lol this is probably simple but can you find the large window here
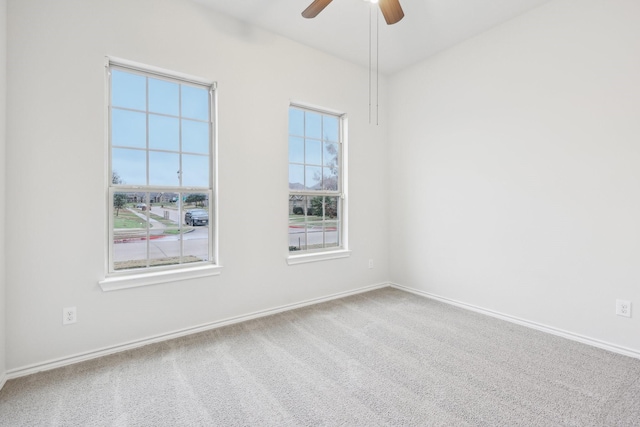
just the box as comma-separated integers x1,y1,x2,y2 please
106,60,217,275
288,105,347,255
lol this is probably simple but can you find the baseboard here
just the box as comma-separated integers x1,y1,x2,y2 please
0,372,6,391
391,283,640,360
7,282,390,380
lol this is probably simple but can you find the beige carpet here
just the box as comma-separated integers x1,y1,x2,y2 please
1,287,639,426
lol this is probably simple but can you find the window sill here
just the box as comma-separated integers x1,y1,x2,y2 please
99,264,222,292
286,249,351,265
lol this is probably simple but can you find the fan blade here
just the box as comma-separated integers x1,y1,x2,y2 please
379,0,404,25
302,0,334,19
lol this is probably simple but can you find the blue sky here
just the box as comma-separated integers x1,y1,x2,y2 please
111,69,211,187
288,107,339,190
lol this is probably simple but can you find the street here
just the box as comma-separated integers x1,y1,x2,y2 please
113,206,209,268
288,226,338,249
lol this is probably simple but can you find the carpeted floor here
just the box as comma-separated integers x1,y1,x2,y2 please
1,287,639,426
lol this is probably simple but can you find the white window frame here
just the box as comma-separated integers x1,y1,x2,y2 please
287,102,350,265
99,57,221,291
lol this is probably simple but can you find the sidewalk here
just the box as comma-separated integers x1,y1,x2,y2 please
127,208,166,235
113,208,166,243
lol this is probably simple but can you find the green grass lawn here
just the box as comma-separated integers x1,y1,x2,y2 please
114,209,146,229
288,214,323,222
115,207,199,236
149,211,179,228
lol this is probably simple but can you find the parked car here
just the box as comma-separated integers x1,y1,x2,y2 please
185,209,209,226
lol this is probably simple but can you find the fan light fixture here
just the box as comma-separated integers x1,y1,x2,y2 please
302,0,404,25
302,0,404,124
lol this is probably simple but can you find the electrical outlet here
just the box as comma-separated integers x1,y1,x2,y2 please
63,307,77,325
368,259,374,269
616,300,631,318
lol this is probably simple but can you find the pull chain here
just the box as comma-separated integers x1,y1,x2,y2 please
369,3,380,126
369,4,372,124
376,7,379,126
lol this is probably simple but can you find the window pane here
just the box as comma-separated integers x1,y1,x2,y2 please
113,238,149,270
113,192,148,271
148,195,180,227
113,192,147,230
323,142,338,167
289,225,306,251
308,196,324,217
289,164,304,190
289,195,305,215
112,148,146,185
112,109,146,148
305,139,322,165
183,193,209,226
306,221,324,250
181,85,209,121
323,116,339,142
182,119,209,154
149,236,181,268
183,192,209,207
305,112,322,139
324,196,340,220
289,137,304,164
324,220,339,247
305,166,322,190
183,227,209,263
182,155,209,187
148,78,179,116
323,168,338,191
289,108,304,137
149,151,179,186
149,114,179,151
111,70,146,111
289,195,307,251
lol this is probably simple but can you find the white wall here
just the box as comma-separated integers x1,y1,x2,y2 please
389,0,640,352
0,0,6,383
5,0,389,370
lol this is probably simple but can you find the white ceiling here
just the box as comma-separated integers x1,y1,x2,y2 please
192,0,552,75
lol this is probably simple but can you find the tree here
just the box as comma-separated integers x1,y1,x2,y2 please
310,196,323,217
185,193,206,207
325,197,337,218
310,196,337,218
112,171,124,185
113,193,127,216
312,143,339,191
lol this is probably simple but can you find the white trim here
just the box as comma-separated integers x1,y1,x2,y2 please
341,117,349,250
287,249,351,265
390,283,640,360
0,373,6,391
104,63,111,277
6,282,389,379
211,86,220,266
289,100,345,117
99,264,222,292
106,56,214,87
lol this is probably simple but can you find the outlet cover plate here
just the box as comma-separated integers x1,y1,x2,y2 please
63,307,77,325
616,300,631,318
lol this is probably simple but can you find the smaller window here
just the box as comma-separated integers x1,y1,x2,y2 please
288,105,347,257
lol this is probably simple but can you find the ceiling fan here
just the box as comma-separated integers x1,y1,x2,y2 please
302,0,405,25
